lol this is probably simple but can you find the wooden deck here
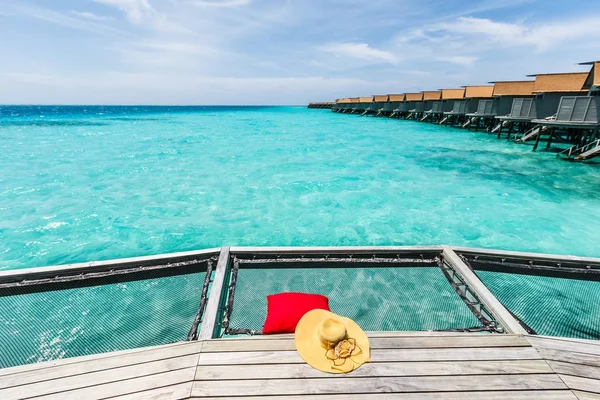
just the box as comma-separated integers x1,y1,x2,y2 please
2,332,599,399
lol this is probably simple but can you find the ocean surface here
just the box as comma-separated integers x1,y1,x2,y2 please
1,105,600,367
2,105,600,270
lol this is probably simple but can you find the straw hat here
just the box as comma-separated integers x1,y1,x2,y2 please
294,309,370,374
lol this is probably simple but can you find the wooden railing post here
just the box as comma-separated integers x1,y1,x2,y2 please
198,246,231,340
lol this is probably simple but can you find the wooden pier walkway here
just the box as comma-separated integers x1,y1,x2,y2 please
2,331,599,399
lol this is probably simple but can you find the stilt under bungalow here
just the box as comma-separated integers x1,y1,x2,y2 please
385,94,405,117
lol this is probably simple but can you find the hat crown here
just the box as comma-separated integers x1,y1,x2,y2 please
318,318,347,349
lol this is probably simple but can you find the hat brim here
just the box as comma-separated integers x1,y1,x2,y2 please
295,309,370,374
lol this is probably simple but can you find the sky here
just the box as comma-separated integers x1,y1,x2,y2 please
0,0,599,105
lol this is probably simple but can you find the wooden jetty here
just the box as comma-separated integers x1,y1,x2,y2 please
1,245,600,398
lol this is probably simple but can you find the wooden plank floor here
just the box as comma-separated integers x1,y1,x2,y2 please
528,336,600,399
2,332,599,399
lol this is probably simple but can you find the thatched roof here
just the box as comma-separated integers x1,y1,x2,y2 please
373,95,389,102
441,89,465,99
422,91,442,100
359,97,373,103
405,92,423,101
530,72,588,93
388,94,405,101
336,98,348,103
464,85,494,99
580,61,600,89
491,81,535,96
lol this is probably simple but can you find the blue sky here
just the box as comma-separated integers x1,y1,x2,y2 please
0,0,599,104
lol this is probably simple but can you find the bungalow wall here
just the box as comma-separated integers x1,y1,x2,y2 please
384,102,400,112
537,92,588,118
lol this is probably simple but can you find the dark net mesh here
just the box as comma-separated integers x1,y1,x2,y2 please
226,266,480,334
0,271,206,369
476,270,600,339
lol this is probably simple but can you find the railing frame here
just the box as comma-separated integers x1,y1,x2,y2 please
5,245,600,340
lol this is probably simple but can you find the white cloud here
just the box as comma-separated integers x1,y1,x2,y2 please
70,10,113,21
435,55,478,66
319,43,397,64
190,0,250,7
94,0,155,24
429,16,600,51
5,3,125,36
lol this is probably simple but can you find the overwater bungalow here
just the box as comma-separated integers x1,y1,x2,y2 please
440,86,491,126
332,98,348,113
332,98,351,113
390,93,414,118
417,90,442,121
365,95,389,116
341,97,359,113
461,80,535,135
383,94,405,116
456,85,495,129
307,102,334,109
532,64,600,158
514,71,589,145
352,97,373,114
424,88,465,123
401,92,424,119
486,80,537,137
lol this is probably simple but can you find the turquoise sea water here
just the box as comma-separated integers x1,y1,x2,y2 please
2,105,600,270
2,105,600,366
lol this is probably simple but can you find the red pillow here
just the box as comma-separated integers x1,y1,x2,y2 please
262,292,330,334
